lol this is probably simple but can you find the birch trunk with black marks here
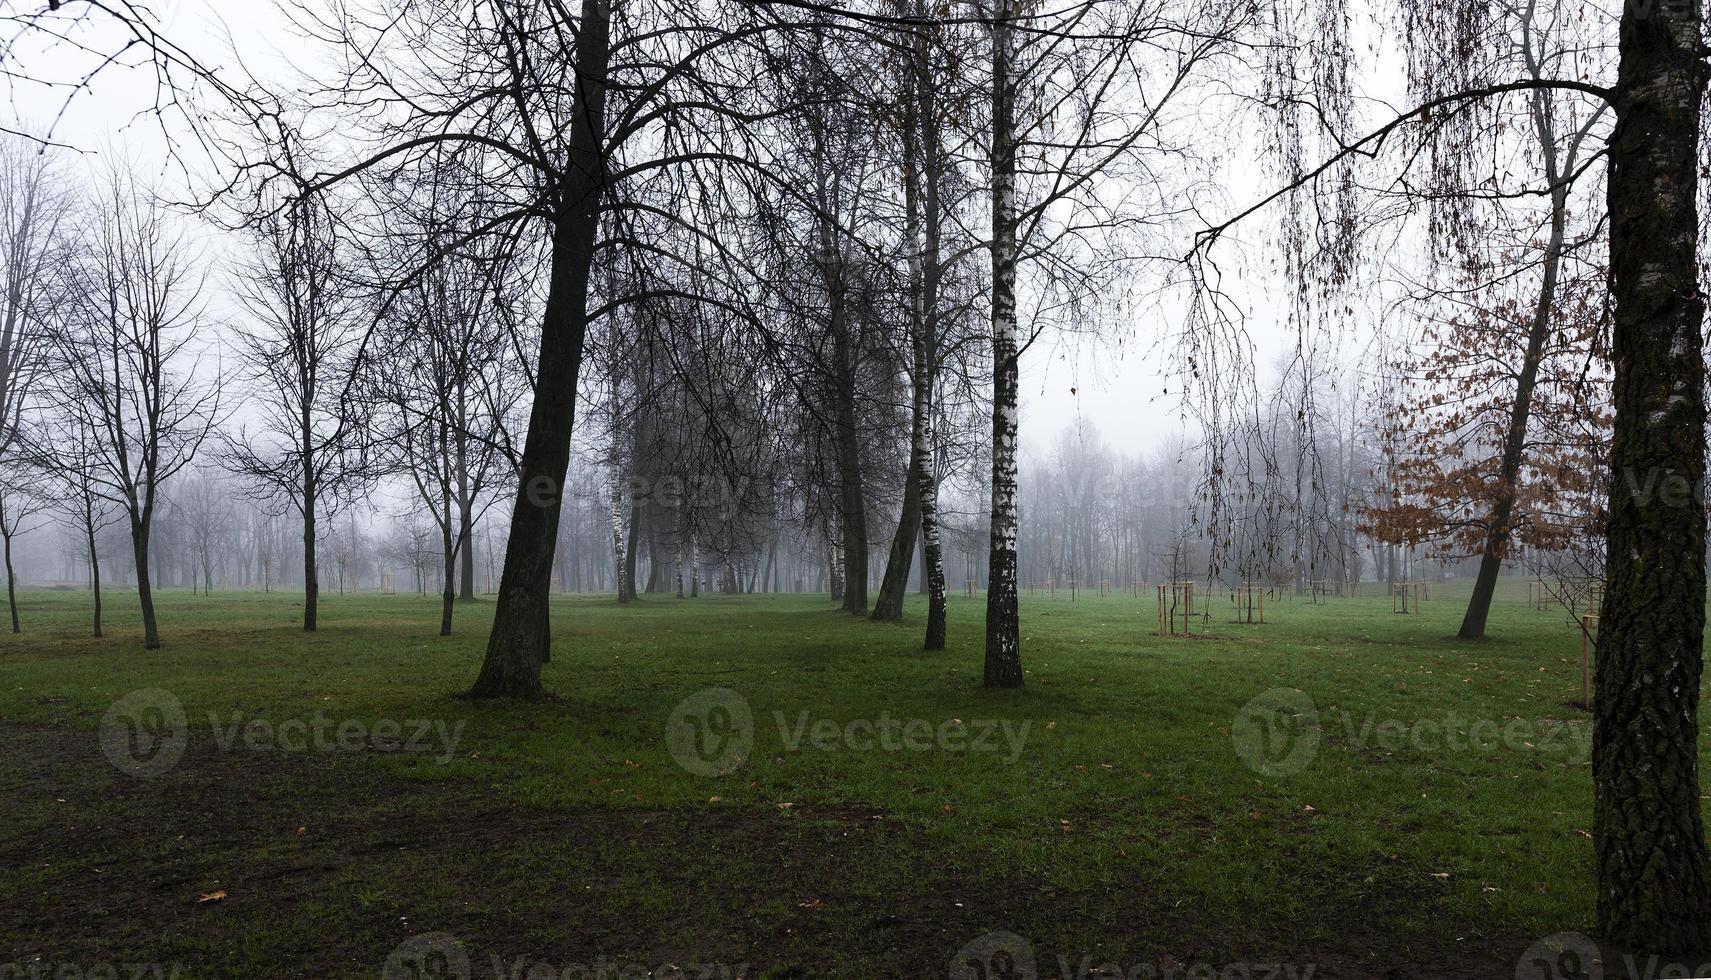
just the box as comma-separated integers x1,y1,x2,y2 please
1594,0,1711,952
609,461,630,603
623,498,640,600
982,0,1022,688
676,539,686,598
467,0,609,699
913,11,949,649
827,535,845,602
921,453,948,650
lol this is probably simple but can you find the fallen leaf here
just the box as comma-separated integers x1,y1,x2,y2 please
197,890,227,905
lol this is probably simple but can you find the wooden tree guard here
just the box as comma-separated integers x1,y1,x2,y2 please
1309,579,1331,603
1580,613,1599,708
1231,582,1265,624
1529,580,1550,610
1155,582,1197,636
1391,580,1417,614
965,578,977,597
380,571,395,595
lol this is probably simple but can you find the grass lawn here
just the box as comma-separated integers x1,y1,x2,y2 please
0,579,1655,978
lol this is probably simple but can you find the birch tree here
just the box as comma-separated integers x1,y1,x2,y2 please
976,0,1254,686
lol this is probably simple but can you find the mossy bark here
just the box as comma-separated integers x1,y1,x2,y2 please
1594,0,1711,953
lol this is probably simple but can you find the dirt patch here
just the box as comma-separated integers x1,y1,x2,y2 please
0,722,1556,978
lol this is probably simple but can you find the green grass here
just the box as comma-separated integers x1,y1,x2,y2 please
0,578,1646,974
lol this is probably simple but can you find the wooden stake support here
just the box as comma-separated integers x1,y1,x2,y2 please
1580,612,1599,708
1155,582,1198,636
1230,582,1266,624
1392,580,1423,614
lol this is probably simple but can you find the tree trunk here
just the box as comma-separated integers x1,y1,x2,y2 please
1594,0,1711,953
3,527,17,635
921,452,948,650
645,525,660,593
982,2,1022,688
827,536,845,602
439,505,455,637
303,488,319,632
872,50,935,624
468,0,608,699
832,330,869,615
87,516,103,638
623,495,641,600
689,539,700,597
876,376,930,615
456,421,476,602
1459,59,1576,640
609,462,630,603
130,519,160,649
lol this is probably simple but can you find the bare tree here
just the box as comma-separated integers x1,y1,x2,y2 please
370,206,522,635
226,196,367,631
173,465,234,595
47,168,220,649
38,407,120,635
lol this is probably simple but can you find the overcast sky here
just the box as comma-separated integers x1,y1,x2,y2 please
19,0,1408,466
